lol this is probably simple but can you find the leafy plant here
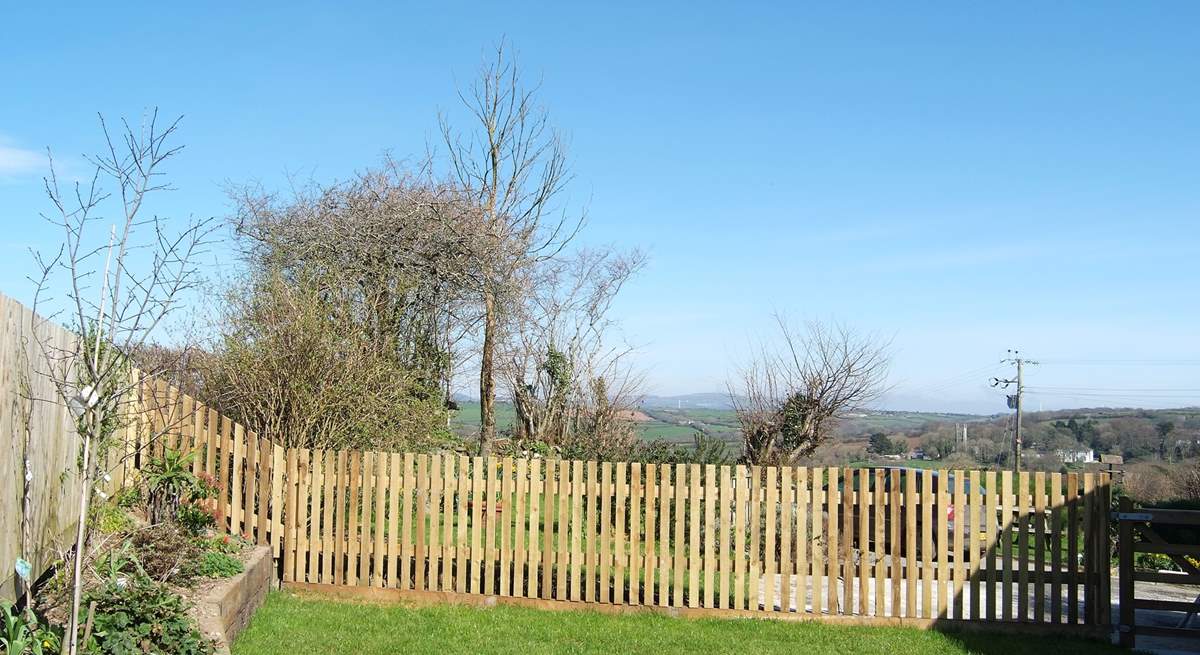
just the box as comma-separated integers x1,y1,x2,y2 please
83,578,214,655
195,552,243,579
1,602,61,655
92,540,145,582
113,485,143,510
198,534,247,555
143,450,214,524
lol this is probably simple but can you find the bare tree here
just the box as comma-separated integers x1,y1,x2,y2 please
29,110,213,655
730,317,891,465
504,248,646,449
440,41,582,455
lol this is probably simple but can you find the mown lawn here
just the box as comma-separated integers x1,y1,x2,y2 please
232,592,1126,655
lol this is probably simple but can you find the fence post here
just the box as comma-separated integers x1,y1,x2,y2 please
1117,496,1134,648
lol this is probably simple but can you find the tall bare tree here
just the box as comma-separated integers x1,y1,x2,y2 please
730,317,891,465
30,110,213,655
504,248,646,448
440,42,581,455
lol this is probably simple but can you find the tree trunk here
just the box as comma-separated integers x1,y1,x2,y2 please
479,289,497,455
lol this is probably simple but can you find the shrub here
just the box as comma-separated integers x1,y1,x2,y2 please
1134,552,1180,572
83,578,214,655
90,502,134,535
176,501,216,536
196,552,243,579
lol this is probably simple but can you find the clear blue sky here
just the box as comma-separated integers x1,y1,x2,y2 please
3,2,1199,413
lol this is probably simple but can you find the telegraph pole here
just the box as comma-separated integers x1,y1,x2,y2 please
992,350,1038,471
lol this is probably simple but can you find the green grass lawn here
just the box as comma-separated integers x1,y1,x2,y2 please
233,592,1125,655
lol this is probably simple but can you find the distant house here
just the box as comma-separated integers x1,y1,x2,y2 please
908,448,927,460
1056,448,1096,464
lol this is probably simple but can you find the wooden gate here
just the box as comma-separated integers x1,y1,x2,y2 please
1116,497,1200,648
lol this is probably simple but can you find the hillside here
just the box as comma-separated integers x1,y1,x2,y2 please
449,398,995,450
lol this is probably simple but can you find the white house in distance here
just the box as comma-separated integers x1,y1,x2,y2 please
1056,447,1096,464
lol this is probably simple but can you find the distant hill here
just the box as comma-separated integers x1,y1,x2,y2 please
641,393,736,410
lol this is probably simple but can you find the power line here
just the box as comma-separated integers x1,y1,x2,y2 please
1027,385,1200,392
1039,359,1200,366
906,362,1005,396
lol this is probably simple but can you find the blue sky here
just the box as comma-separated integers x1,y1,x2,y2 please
3,2,1199,413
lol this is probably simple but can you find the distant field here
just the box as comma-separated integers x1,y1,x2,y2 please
450,401,734,445
449,402,989,447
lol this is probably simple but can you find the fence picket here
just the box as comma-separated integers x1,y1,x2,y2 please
375,452,389,589
231,424,245,537
704,464,717,609
1034,471,1046,622
388,453,401,589
629,463,641,605
968,470,981,620
672,463,686,608
936,469,949,618
750,465,761,610
1017,471,1030,621
796,467,809,614
1081,473,1095,625
556,459,570,601
587,460,600,602
889,469,901,618
297,448,312,584
842,468,855,615
764,467,777,612
284,448,299,583
657,464,670,607
256,435,271,547
643,463,657,606
812,467,825,614
921,468,934,618
572,459,585,601
1066,472,1079,624
858,469,869,616
903,468,916,618
778,467,791,613
1049,472,1063,624
874,468,885,617
1001,470,1013,621
514,458,528,598
599,461,611,603
985,470,998,621
687,463,700,608
720,463,729,607
826,468,840,614
500,457,513,596
359,452,376,587
307,448,323,583
527,459,542,599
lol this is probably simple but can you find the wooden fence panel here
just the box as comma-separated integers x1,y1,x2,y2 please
2,299,1118,630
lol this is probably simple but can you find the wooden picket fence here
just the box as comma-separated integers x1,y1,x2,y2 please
131,375,1112,631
